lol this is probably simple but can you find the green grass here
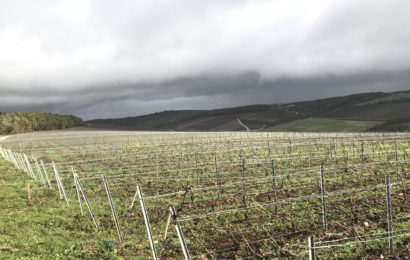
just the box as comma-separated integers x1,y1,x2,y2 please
1,131,409,259
358,92,410,105
0,158,132,260
263,117,384,132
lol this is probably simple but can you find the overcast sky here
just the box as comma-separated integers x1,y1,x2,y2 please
1,0,410,119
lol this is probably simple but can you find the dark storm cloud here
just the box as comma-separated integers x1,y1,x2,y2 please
0,0,410,119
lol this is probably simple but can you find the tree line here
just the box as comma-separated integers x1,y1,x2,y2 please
0,111,84,135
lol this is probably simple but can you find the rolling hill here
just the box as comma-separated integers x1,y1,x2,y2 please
87,90,410,132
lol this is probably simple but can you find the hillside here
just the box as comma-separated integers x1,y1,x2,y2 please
87,90,410,132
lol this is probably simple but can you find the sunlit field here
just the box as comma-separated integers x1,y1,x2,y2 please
1,130,409,259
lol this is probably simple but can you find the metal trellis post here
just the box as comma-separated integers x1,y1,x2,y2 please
76,176,99,230
320,165,327,230
385,175,393,254
169,206,191,260
137,186,157,260
308,236,315,260
102,175,124,243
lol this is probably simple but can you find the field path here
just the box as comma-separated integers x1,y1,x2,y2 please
236,118,251,131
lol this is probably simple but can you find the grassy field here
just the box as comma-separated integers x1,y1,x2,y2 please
0,130,409,259
358,92,410,105
0,157,133,259
263,117,384,132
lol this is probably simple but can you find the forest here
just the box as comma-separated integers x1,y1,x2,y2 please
0,111,83,135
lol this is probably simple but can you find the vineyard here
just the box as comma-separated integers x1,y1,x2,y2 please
0,130,409,259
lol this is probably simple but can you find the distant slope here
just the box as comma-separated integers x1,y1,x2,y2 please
89,104,294,131
87,90,410,132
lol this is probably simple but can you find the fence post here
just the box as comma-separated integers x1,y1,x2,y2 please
169,206,191,260
146,148,150,172
194,152,199,186
26,184,31,202
130,188,138,210
7,151,15,167
214,155,220,199
308,236,315,260
72,167,84,216
180,150,183,178
24,155,36,179
395,140,399,180
35,159,46,185
320,165,327,230
3,149,9,161
228,140,231,162
102,175,124,243
4,149,10,161
76,176,99,230
52,162,63,198
271,159,277,214
1,147,5,158
13,153,21,171
15,153,24,173
329,143,332,159
15,153,21,169
11,152,19,169
9,150,14,164
40,160,52,189
361,142,364,168
137,186,157,260
163,213,172,242
19,154,29,175
156,148,159,177
11,152,21,169
169,150,173,173
11,152,20,169
242,159,247,207
251,140,255,156
52,162,70,207
288,139,292,168
385,175,393,254
239,140,243,159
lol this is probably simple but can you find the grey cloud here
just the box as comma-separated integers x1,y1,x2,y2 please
1,70,408,120
0,0,410,119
